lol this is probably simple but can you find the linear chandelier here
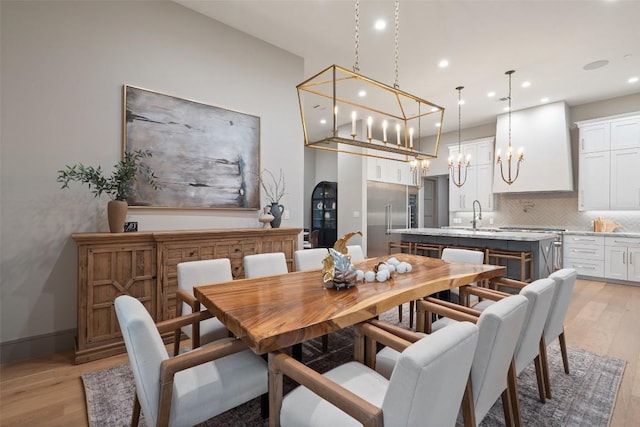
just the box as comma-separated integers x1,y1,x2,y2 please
496,70,524,185
449,85,470,188
297,0,445,163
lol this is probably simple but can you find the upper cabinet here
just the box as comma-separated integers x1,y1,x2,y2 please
577,112,640,211
448,137,495,212
367,153,413,186
493,101,573,193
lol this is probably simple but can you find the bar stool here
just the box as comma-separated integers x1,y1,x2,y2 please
485,249,534,283
388,241,413,255
413,243,443,258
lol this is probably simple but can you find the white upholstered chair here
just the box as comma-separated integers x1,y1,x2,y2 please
441,247,486,305
541,268,578,398
463,277,557,403
346,245,366,262
243,252,289,278
115,295,268,427
173,258,232,355
270,321,479,427
294,248,329,271
377,294,529,427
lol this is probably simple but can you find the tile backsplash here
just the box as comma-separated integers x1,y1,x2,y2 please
451,192,640,232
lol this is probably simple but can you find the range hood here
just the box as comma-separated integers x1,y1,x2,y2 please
493,101,573,193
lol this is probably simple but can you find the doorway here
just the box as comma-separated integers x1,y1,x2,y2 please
423,175,449,228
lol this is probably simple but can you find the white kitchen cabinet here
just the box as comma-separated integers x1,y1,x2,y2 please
610,116,640,150
579,122,610,153
448,137,494,212
579,151,610,210
610,148,640,210
604,237,640,282
577,112,640,211
367,157,412,186
563,234,605,278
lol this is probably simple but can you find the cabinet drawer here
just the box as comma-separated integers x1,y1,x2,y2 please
604,236,640,248
563,234,605,246
563,257,604,277
563,244,604,261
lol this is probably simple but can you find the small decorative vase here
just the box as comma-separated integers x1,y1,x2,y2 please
258,206,275,229
107,200,128,233
269,202,284,228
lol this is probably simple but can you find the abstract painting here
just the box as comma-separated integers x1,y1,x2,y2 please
123,85,260,209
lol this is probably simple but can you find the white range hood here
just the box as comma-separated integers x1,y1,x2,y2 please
493,101,573,193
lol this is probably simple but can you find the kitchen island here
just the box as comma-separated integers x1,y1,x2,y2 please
391,228,559,280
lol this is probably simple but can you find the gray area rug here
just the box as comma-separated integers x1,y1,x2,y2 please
83,308,625,427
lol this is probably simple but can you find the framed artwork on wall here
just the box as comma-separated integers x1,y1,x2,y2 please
123,85,260,209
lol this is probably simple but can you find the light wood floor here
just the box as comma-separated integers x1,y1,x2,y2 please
1,279,639,426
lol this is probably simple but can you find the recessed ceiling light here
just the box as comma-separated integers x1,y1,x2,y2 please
487,91,496,98
504,107,510,112
435,123,441,127
458,100,465,105
320,119,327,124
374,19,386,31
629,76,639,84
540,97,549,103
521,81,531,88
358,90,366,97
438,59,449,68
583,60,609,70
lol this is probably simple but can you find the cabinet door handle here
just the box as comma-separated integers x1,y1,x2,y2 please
572,249,596,254
574,237,595,242
623,252,627,265
581,138,584,151
630,253,633,265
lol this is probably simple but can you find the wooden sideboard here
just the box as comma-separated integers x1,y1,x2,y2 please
72,228,301,364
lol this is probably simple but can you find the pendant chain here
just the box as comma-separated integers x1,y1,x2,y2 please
394,0,400,88
354,0,360,72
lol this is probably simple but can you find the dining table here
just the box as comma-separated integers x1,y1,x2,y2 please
193,253,506,355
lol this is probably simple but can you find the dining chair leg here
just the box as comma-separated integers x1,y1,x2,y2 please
501,388,514,427
559,330,570,374
461,378,476,427
409,300,415,328
534,354,546,403
507,360,522,427
268,353,284,427
539,336,552,399
131,393,141,427
398,304,403,323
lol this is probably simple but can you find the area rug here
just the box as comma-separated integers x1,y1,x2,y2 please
83,308,625,427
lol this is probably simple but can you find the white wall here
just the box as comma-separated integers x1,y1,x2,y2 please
0,1,304,358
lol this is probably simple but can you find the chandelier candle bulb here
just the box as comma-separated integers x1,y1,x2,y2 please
396,123,401,146
351,111,357,137
333,105,338,132
382,120,388,143
367,116,373,141
409,127,414,148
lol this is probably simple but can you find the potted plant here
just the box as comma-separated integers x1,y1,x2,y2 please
260,168,286,228
57,149,160,232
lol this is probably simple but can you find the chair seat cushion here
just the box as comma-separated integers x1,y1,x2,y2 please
472,299,494,311
170,339,268,426
182,316,229,344
281,361,388,427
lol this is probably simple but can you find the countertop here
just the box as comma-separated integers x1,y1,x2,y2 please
563,230,640,238
391,228,559,242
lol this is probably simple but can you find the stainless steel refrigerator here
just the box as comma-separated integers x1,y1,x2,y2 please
367,181,418,257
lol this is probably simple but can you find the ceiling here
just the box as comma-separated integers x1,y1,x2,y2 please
174,0,640,135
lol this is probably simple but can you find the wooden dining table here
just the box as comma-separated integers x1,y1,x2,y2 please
194,253,506,355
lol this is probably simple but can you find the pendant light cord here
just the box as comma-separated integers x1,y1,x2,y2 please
394,0,400,89
354,0,360,72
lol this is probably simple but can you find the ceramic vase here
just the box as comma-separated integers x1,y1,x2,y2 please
107,200,128,233
269,202,284,228
258,206,275,229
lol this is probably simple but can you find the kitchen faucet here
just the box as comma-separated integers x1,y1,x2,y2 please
472,199,482,230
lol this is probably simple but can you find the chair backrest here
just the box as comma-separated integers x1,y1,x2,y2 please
513,278,556,374
471,294,529,422
441,247,485,264
294,248,329,271
544,268,578,343
347,245,366,262
177,258,233,300
115,295,166,426
243,252,288,278
382,321,479,426
308,229,320,248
